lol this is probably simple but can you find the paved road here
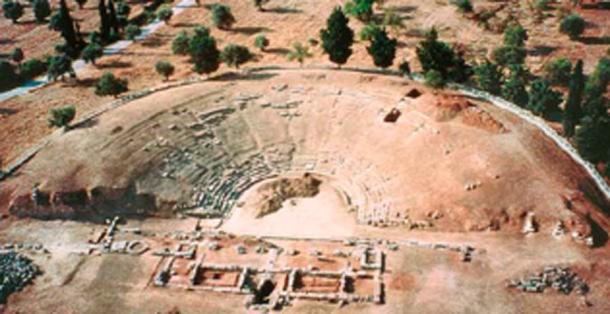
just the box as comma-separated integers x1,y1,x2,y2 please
0,0,196,103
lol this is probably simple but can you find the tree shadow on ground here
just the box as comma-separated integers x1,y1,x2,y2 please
75,77,98,88
230,27,272,35
210,71,278,82
140,34,172,48
0,108,18,116
529,45,557,57
264,7,302,14
578,36,610,45
173,22,200,28
391,5,417,14
71,118,99,130
266,47,290,55
98,60,133,69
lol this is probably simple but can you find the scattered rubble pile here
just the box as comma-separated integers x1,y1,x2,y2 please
507,266,589,295
254,173,322,218
0,252,41,303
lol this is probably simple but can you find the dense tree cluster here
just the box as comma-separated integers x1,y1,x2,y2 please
416,28,471,84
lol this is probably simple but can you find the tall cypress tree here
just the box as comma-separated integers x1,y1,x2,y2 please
108,0,119,34
320,7,354,68
99,0,110,41
53,0,81,58
563,60,585,137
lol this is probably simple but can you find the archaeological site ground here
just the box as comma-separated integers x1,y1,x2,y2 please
1,0,610,313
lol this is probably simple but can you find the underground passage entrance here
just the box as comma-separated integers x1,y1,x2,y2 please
254,279,276,304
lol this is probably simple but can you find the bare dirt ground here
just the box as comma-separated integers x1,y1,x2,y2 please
1,215,609,313
1,1,610,313
2,0,609,166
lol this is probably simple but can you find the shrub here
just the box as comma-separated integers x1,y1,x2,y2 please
172,31,190,55
344,0,374,22
492,45,526,66
474,60,503,95
125,24,142,41
535,0,549,11
503,23,528,47
0,61,19,91
398,60,411,76
359,23,382,41
48,105,76,128
454,0,473,13
221,44,252,69
95,72,128,97
211,4,236,30
2,1,24,23
20,58,47,79
254,34,269,51
155,60,175,81
560,14,585,40
253,0,269,11
527,79,563,117
425,70,445,89
33,0,52,23
157,6,173,24
46,54,74,81
75,0,87,9
286,42,312,67
11,48,24,65
82,43,104,65
543,58,572,86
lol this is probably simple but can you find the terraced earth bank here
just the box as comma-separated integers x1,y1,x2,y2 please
1,69,608,242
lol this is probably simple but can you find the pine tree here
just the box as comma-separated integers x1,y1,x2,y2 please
320,7,354,68
563,60,585,137
502,64,529,107
99,0,111,41
367,28,396,69
474,59,503,95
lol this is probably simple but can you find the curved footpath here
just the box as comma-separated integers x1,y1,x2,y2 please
0,0,196,103
1,65,609,205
